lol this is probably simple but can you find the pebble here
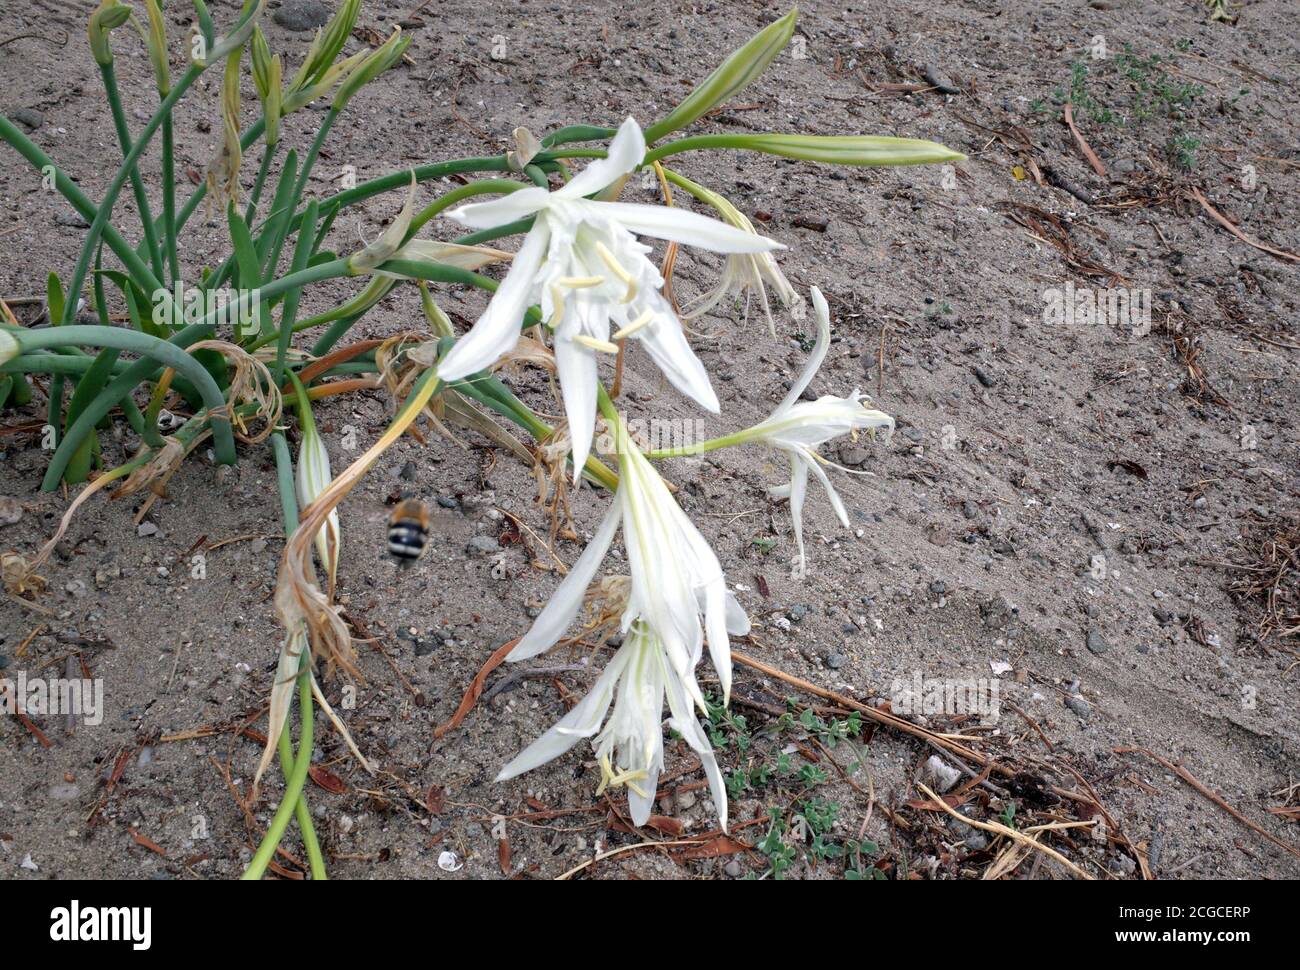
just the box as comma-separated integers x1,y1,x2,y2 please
94,562,121,589
0,495,22,527
1066,694,1092,719
436,495,460,510
466,536,501,556
923,64,960,94
1085,628,1109,655
923,755,962,793
723,859,743,877
55,211,90,229
826,652,847,670
10,107,43,130
137,522,159,537
273,0,330,31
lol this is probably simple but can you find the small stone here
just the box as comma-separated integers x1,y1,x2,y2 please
55,211,90,229
10,107,43,131
94,561,121,589
1066,694,1092,719
929,580,947,595
436,495,460,510
788,604,812,622
723,859,743,877
273,0,330,32
249,538,268,554
973,366,995,388
0,495,22,527
466,535,501,556
675,789,697,812
64,580,87,598
922,755,962,793
826,652,847,670
1085,628,1109,655
923,64,960,94
137,521,159,537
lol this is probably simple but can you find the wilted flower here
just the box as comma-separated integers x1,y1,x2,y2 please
734,287,893,572
88,0,132,66
678,177,804,337
437,116,783,476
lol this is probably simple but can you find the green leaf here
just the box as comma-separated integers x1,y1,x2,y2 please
47,272,66,327
644,8,797,143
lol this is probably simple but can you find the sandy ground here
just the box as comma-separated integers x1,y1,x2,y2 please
1,0,1298,880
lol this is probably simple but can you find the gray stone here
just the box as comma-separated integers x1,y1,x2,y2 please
0,495,22,527
55,211,90,229
273,0,330,32
10,107,43,130
1066,694,1092,718
1085,628,1109,655
466,535,501,556
826,652,847,670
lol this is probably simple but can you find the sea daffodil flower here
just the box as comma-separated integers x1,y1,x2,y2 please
437,116,783,476
497,619,730,829
497,412,748,825
294,399,339,599
739,287,893,572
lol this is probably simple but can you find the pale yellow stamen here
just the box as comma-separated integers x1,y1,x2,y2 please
594,241,637,304
613,309,655,341
595,754,651,798
547,276,608,329
558,275,604,288
571,334,620,354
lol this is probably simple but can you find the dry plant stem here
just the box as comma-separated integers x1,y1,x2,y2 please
916,782,1093,880
731,648,1002,774
276,368,442,677
1117,746,1300,861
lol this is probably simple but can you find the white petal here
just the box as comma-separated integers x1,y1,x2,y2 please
554,116,646,200
663,665,728,832
776,285,832,413
596,201,783,254
702,580,733,706
508,500,622,661
553,334,600,481
634,310,720,412
806,451,851,527
444,187,550,230
787,455,809,573
628,766,659,826
496,647,631,780
437,224,549,381
724,591,751,637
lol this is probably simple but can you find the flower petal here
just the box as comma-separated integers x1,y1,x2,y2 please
437,223,549,381
702,579,733,706
724,590,751,637
805,450,851,527
444,186,551,230
554,116,646,200
508,499,622,661
596,201,784,253
776,285,832,413
495,646,631,780
553,333,600,481
787,454,809,573
633,308,720,413
663,662,728,832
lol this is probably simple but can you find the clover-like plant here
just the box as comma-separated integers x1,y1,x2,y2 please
0,2,960,879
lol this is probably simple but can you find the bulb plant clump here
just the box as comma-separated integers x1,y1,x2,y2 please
0,2,961,878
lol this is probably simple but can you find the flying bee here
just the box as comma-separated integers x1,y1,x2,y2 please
387,498,430,567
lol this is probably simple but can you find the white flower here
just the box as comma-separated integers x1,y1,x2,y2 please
437,116,782,476
679,181,804,337
741,287,894,573
496,415,749,827
497,620,729,829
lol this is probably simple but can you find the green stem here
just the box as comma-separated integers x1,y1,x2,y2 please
13,325,235,465
62,64,204,325
100,62,165,282
37,258,350,490
241,663,314,881
0,116,166,298
160,114,179,288
244,140,278,227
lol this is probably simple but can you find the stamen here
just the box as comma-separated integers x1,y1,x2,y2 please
557,275,604,288
547,283,567,329
613,309,655,340
594,241,637,304
571,334,620,354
